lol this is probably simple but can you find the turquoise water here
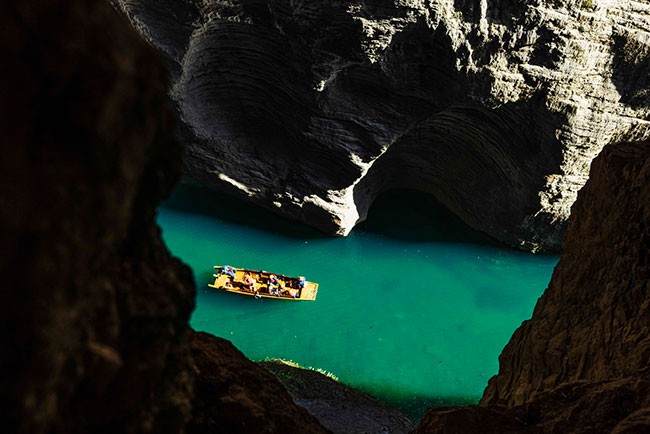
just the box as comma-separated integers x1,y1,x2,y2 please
158,185,558,420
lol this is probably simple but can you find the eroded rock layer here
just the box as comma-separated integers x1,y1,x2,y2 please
416,140,650,433
114,0,650,250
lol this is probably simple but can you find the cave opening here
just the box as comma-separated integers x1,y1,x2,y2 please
357,188,498,246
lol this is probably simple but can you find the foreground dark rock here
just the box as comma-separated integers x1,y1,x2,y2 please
114,0,650,251
260,360,413,434
416,141,650,433
482,142,650,408
190,333,328,434
0,2,327,433
0,2,195,432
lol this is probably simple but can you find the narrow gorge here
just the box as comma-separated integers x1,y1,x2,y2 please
1,1,649,434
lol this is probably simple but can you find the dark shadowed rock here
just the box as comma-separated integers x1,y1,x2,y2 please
0,2,328,433
482,142,650,407
0,2,194,433
189,333,330,434
414,405,532,434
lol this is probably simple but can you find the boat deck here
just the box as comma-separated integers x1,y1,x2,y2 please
208,266,318,301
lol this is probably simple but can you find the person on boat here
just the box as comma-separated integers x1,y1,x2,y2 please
244,273,256,292
298,276,306,290
222,265,236,280
278,282,287,296
288,287,298,298
267,274,280,295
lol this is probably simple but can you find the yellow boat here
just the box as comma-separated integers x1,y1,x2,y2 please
208,266,318,301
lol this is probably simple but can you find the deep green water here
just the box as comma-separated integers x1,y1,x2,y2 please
157,185,558,420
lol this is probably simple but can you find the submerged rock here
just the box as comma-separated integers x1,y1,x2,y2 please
113,0,650,251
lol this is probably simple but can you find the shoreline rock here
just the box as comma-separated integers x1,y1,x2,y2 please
190,333,329,433
259,360,414,434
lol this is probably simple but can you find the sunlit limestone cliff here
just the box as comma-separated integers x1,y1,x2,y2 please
113,0,650,251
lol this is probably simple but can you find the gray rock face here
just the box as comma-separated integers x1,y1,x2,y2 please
114,0,650,250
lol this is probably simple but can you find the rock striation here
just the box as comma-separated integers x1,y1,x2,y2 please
113,0,650,250
416,139,650,433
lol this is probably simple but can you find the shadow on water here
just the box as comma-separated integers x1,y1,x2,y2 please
358,189,500,247
362,385,479,423
163,184,504,248
160,183,327,240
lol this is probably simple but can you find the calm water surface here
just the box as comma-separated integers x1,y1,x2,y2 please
157,185,558,420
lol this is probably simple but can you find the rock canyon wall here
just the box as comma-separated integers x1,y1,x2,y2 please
416,140,650,433
113,0,650,250
482,141,650,410
3,1,649,433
